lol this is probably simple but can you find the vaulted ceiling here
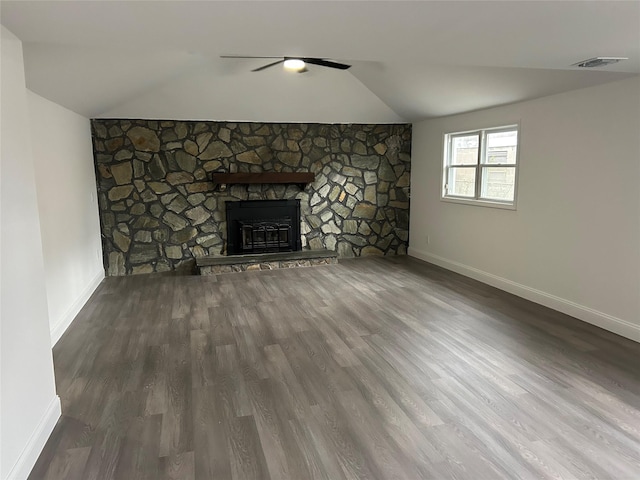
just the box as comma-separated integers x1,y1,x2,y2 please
2,1,638,122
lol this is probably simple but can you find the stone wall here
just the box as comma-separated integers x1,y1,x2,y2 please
91,120,411,275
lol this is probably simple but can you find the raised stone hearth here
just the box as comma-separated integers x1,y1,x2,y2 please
196,249,338,275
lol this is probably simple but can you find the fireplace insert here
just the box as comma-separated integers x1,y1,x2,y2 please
226,200,301,255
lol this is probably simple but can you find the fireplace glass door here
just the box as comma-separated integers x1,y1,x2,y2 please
226,200,301,255
240,221,291,252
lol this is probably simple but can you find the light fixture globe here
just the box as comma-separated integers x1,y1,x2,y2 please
283,58,306,72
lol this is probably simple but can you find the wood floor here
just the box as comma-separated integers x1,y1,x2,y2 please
30,256,640,479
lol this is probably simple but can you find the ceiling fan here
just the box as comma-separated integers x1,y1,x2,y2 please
221,55,351,73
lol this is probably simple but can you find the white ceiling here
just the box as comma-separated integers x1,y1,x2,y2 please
2,1,638,122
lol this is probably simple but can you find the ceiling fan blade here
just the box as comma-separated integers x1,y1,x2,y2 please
220,55,283,59
252,59,285,72
301,58,351,70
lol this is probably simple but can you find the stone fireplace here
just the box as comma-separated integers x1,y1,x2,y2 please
226,199,301,255
91,120,412,276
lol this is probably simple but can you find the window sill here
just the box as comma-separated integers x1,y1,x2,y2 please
441,196,517,210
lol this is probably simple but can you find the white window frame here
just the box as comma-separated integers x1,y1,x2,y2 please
442,124,520,210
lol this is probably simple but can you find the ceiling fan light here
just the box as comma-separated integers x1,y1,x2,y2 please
283,59,305,71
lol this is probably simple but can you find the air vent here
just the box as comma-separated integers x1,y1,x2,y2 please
573,57,628,68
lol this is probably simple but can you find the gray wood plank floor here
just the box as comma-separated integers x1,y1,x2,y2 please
29,256,640,479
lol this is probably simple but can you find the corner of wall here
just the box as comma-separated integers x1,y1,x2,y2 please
50,269,104,345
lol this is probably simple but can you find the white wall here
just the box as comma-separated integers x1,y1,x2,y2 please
409,76,640,342
28,92,104,344
0,26,61,480
98,62,405,123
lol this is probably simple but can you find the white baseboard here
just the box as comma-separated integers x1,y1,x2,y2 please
50,269,104,346
5,395,61,480
408,247,640,343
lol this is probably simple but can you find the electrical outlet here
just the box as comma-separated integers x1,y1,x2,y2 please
426,235,430,244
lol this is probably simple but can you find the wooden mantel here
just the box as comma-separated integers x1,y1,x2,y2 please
211,172,315,187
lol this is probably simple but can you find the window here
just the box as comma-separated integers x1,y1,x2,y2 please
443,125,519,208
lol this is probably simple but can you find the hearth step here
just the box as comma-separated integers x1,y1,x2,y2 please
196,249,338,275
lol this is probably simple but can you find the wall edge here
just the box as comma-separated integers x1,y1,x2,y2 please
5,395,61,480
50,269,104,346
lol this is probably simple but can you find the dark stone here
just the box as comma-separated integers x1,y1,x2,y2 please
196,132,213,151
130,244,158,264
331,203,352,219
140,190,158,203
342,167,362,177
130,203,146,215
113,230,130,252
395,188,408,202
148,182,171,194
378,158,396,182
396,172,410,188
165,245,183,259
186,182,212,193
108,186,133,201
166,172,194,185
148,156,167,180
184,140,199,156
98,164,112,179
361,246,384,256
133,160,145,178
200,141,232,159
96,154,113,164
170,227,198,244
126,126,160,152
277,151,302,167
329,172,347,186
175,122,188,139
353,141,367,155
133,216,160,229
236,151,262,164
153,229,169,243
376,235,394,251
185,206,210,225
218,128,231,143
203,160,223,172
175,151,197,172
167,195,189,214
397,210,409,229
111,162,132,185
358,222,372,235
134,231,152,243
196,233,220,248
162,130,177,142
93,123,108,139
188,193,206,206
343,234,368,247
352,203,377,219
337,241,355,258
114,150,133,161
163,211,188,231
351,155,380,170
104,138,124,152
102,212,115,230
